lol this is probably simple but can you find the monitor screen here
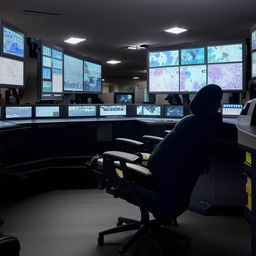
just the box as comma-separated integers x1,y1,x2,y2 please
149,50,179,67
207,44,243,63
115,94,133,104
208,63,243,91
165,105,184,117
64,54,83,92
42,56,52,67
35,106,60,117
136,105,161,116
5,106,32,119
42,46,51,57
180,65,207,92
52,49,62,60
42,67,51,79
0,56,24,86
181,48,205,65
222,104,243,116
68,105,97,117
84,61,102,92
252,30,256,51
3,26,25,58
149,66,179,92
252,52,256,79
100,105,127,116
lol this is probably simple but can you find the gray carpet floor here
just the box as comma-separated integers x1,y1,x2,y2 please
0,189,251,256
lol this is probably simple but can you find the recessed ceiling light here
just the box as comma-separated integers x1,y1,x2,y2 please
107,60,121,64
128,46,137,50
133,76,140,80
64,37,86,44
102,78,105,82
165,27,187,34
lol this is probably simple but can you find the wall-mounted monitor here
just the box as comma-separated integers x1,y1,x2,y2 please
35,106,60,118
99,105,127,116
68,105,97,117
64,54,83,92
252,52,256,79
136,105,161,116
251,29,256,51
114,93,134,104
5,106,32,119
181,48,205,65
149,50,179,67
222,104,243,117
84,61,102,93
164,105,184,117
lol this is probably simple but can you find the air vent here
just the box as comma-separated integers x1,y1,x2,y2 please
23,10,61,17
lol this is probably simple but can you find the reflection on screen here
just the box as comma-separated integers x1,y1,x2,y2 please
252,30,256,51
100,105,126,116
149,50,179,67
208,63,243,91
252,52,256,78
136,105,161,116
165,105,184,117
64,55,83,91
222,104,243,116
181,48,205,65
207,44,243,63
35,106,60,117
116,94,133,103
0,56,24,86
68,105,96,117
3,27,24,58
6,106,32,119
84,61,102,92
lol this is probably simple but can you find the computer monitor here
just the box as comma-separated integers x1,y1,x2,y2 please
99,105,127,116
222,104,243,117
64,54,83,92
68,105,97,117
164,105,184,117
181,47,205,65
136,105,161,116
251,28,256,51
114,93,134,104
84,60,102,93
5,106,32,119
252,52,256,79
35,106,60,118
149,50,179,67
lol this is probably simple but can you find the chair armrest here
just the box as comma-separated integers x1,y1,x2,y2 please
142,135,163,143
115,138,144,149
103,151,141,164
126,163,152,177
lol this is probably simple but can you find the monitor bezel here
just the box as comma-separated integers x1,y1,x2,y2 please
250,24,256,52
65,104,98,118
135,104,162,117
99,104,127,117
114,92,135,104
33,104,63,119
4,105,33,120
221,103,244,117
163,104,184,118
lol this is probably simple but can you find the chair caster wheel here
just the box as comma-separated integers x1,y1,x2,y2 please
98,236,104,246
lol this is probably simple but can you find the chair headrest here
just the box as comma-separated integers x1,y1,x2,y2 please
190,84,223,115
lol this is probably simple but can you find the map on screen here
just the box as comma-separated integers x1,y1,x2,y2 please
100,105,126,116
64,55,83,91
0,56,23,86
42,46,51,57
208,63,243,90
68,105,96,117
84,61,102,92
136,105,161,116
52,49,62,60
43,56,52,67
116,94,133,104
207,44,243,63
149,50,179,67
181,48,205,65
36,106,60,117
42,80,52,93
252,52,256,78
149,67,179,92
252,31,256,51
52,59,62,69
3,27,24,58
6,106,32,119
165,105,184,117
180,65,206,92
42,68,51,79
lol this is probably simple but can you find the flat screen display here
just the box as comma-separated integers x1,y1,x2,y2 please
68,105,97,117
100,105,127,116
207,44,243,63
3,27,24,58
252,52,256,78
180,65,207,92
52,49,62,60
42,67,51,79
149,50,179,67
149,66,179,92
42,46,51,57
165,105,184,117
5,106,32,119
222,104,243,116
136,105,161,116
84,61,102,92
208,63,243,91
35,106,60,117
252,30,256,51
42,56,52,67
0,56,24,86
64,54,83,92
42,80,52,93
115,94,133,104
181,48,205,65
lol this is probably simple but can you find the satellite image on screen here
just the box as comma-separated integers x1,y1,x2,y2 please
136,105,161,116
208,63,243,90
222,104,243,116
165,105,184,117
42,80,52,93
207,44,243,63
42,68,51,79
180,65,206,92
181,48,205,65
149,50,179,67
42,46,51,57
68,106,96,117
100,105,126,116
116,94,133,103
6,106,32,119
52,49,62,60
0,57,24,86
149,67,179,92
52,59,62,69
43,56,52,67
64,55,83,91
3,27,24,58
252,31,256,51
84,61,102,92
36,106,60,117
252,52,256,78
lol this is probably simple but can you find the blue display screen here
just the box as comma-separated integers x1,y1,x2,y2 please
181,48,205,65
149,50,179,67
84,61,102,92
6,106,32,119
52,49,62,60
165,105,184,117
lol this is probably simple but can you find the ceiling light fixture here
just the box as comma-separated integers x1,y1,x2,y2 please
133,76,140,80
64,37,86,44
107,60,121,64
165,27,187,34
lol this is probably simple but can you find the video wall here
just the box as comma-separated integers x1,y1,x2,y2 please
251,25,256,79
148,42,245,93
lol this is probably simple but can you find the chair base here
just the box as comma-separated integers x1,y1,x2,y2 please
98,216,190,256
